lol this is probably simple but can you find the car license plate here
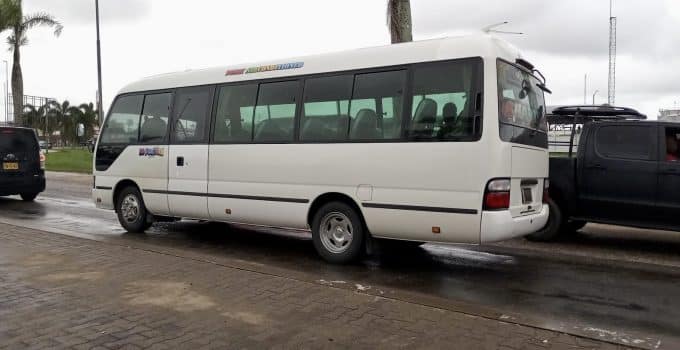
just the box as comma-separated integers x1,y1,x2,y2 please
521,187,533,204
2,162,18,170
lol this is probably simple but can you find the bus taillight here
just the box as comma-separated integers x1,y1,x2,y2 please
484,179,510,210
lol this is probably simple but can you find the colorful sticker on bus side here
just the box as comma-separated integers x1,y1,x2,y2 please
138,147,165,157
225,62,304,76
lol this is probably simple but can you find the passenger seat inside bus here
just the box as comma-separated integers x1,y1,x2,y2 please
140,116,167,143
410,98,437,138
302,118,331,140
438,102,458,137
350,109,381,140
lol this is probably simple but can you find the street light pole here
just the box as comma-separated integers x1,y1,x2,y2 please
95,0,104,126
3,60,7,123
592,90,599,105
583,74,587,105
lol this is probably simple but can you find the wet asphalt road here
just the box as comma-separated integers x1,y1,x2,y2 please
1,172,679,349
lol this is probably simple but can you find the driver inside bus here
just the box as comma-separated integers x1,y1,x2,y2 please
666,134,679,162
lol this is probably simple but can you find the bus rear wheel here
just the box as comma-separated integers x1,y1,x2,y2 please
116,186,152,233
311,202,365,264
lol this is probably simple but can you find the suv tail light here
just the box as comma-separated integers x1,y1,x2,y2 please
484,178,510,210
39,152,46,170
543,179,549,203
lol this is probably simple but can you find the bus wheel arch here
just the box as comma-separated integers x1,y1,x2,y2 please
307,192,369,264
113,179,152,233
113,179,141,212
307,192,367,231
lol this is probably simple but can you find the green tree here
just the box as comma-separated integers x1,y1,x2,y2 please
387,0,412,44
71,102,99,141
0,0,62,125
47,100,81,146
22,102,54,137
21,103,43,132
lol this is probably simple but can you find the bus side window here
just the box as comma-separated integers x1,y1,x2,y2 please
213,84,258,143
139,93,172,144
253,81,299,143
407,61,476,141
300,74,353,142
349,70,406,141
99,95,144,144
171,87,212,144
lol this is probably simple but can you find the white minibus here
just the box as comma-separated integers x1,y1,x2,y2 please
93,35,550,263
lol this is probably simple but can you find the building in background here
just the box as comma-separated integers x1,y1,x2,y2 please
659,108,680,122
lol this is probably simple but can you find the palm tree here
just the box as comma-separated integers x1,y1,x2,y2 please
22,103,43,132
47,100,81,146
0,0,62,125
387,0,412,44
77,102,99,140
22,102,52,137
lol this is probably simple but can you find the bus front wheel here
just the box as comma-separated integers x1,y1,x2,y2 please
311,202,365,264
116,186,152,233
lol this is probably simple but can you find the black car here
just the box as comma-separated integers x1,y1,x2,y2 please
0,127,46,201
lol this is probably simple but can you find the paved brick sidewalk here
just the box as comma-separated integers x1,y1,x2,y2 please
0,225,626,349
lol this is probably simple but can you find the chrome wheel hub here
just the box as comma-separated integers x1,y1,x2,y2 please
120,194,141,223
319,212,353,254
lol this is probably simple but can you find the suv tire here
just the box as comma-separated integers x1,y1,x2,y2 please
526,198,564,242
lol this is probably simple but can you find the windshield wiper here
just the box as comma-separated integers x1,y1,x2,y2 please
532,68,552,94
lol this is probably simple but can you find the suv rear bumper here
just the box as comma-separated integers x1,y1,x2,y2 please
0,172,46,196
480,204,549,242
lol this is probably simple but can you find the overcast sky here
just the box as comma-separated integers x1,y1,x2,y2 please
4,0,679,121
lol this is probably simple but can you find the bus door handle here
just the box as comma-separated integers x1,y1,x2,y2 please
176,156,184,167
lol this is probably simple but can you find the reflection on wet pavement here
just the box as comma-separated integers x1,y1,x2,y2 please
0,194,679,349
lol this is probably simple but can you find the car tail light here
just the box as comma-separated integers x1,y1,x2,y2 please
484,179,510,210
543,179,549,203
39,152,46,170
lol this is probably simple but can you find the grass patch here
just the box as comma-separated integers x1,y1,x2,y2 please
45,148,93,174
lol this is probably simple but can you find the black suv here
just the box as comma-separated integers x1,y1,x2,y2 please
0,127,46,201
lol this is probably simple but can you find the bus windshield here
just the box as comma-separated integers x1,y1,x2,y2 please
497,60,547,133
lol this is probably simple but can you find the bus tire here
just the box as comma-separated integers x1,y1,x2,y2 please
311,202,365,264
116,186,152,233
526,198,563,242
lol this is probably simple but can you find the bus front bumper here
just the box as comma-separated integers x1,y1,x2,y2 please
480,204,549,243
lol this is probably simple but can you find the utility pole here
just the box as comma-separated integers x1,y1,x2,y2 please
583,74,587,105
3,60,7,123
608,0,617,105
592,90,599,105
95,0,104,125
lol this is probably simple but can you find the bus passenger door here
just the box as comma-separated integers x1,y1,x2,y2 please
167,86,214,219
137,92,174,216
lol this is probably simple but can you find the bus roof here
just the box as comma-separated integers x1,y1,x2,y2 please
119,35,525,95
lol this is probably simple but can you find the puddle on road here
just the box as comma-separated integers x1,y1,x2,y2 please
38,271,104,282
221,311,267,325
122,281,217,312
21,253,64,267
